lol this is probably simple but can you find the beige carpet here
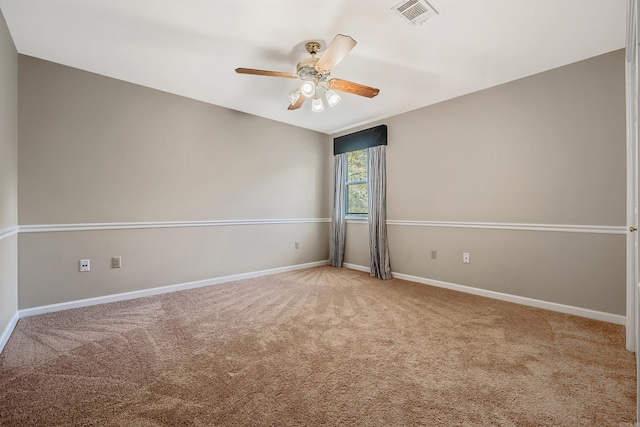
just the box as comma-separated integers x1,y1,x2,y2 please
0,266,635,426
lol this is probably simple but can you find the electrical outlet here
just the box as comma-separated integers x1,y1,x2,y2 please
430,250,437,259
463,252,470,264
111,256,122,268
80,259,90,272
295,241,300,249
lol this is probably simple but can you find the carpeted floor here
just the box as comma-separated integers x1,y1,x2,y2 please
0,266,636,426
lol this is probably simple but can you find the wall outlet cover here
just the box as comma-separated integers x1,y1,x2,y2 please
111,256,122,268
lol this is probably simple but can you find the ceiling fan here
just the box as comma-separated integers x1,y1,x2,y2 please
235,34,380,112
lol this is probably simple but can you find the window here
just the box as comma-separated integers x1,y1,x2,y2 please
334,124,387,218
346,148,368,216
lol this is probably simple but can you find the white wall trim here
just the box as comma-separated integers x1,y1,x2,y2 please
343,263,625,325
18,260,329,318
19,218,331,233
343,262,371,273
15,219,622,235
386,220,626,235
0,312,19,354
0,226,18,241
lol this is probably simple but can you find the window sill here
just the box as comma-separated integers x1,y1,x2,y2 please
346,216,368,223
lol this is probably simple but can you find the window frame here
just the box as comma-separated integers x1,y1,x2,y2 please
345,148,369,218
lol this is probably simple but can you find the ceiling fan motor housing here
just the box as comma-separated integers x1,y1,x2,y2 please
297,47,329,82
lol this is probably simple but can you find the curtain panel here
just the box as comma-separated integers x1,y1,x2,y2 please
329,153,347,267
368,145,392,279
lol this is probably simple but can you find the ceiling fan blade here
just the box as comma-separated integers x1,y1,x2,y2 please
328,79,380,98
315,34,357,72
235,68,298,79
288,95,306,110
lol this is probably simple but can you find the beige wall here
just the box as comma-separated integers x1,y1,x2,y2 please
18,56,331,308
335,49,627,315
12,48,629,316
0,10,18,336
18,225,328,307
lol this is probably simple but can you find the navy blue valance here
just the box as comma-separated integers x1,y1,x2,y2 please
333,125,387,155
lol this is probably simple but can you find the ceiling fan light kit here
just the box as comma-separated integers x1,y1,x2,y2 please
325,88,342,107
235,34,379,113
311,95,325,113
288,89,301,105
300,81,316,98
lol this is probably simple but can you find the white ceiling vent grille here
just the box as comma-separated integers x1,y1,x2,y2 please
392,0,439,26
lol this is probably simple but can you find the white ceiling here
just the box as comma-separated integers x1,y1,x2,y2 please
0,0,628,135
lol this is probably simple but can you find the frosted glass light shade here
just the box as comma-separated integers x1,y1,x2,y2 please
300,81,316,97
311,96,324,112
288,89,301,105
325,89,341,107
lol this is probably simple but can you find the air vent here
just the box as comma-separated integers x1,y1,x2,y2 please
392,0,439,26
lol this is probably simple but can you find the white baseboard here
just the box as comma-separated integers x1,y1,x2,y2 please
12,259,624,338
343,263,370,273
0,311,19,354
19,260,329,318
343,263,625,325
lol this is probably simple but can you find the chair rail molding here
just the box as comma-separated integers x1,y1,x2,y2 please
19,218,331,233
0,226,18,241
347,219,626,235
